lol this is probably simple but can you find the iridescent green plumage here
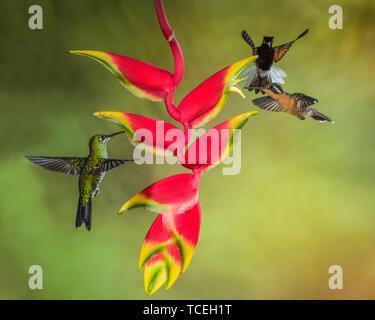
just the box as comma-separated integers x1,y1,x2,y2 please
26,131,129,231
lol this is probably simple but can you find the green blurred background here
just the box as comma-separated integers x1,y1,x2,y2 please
1,0,374,299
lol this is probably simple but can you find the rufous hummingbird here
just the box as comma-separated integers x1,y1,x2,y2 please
247,83,334,123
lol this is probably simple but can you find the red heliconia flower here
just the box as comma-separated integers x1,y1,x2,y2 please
81,0,260,295
140,201,201,295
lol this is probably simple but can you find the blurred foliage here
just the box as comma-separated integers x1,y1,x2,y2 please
0,0,375,299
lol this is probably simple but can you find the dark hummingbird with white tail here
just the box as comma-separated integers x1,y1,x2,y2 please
241,28,309,93
247,83,334,123
26,131,131,231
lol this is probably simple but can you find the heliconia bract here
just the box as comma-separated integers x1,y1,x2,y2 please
140,201,201,295
119,173,200,215
182,111,258,174
177,55,258,128
94,111,184,157
70,51,176,102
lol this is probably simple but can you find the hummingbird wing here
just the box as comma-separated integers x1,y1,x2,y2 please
291,93,318,111
273,28,309,62
241,30,257,55
25,156,85,175
252,96,284,112
90,159,132,174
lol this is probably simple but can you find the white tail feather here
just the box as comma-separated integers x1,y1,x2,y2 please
270,66,287,84
242,65,287,86
272,66,287,77
241,66,258,86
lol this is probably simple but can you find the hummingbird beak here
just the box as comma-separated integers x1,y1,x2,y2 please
107,131,125,139
244,86,267,90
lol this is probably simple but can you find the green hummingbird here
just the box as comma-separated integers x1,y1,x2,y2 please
25,131,130,231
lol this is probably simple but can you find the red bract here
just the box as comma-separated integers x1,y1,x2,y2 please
94,111,184,157
70,51,175,102
177,56,258,128
78,0,259,295
140,202,201,295
119,173,200,215
183,111,258,174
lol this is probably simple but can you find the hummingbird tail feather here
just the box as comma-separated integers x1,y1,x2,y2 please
251,74,271,94
75,198,83,229
243,66,286,94
311,109,334,123
242,66,270,94
84,198,92,231
241,65,257,86
76,197,93,231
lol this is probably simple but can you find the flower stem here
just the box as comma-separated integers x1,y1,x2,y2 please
154,0,185,87
183,123,190,147
165,91,181,122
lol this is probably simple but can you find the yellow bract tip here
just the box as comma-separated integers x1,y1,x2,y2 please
94,111,119,119
118,203,128,214
144,262,167,296
118,193,146,214
93,112,129,129
118,201,130,215
69,50,109,59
